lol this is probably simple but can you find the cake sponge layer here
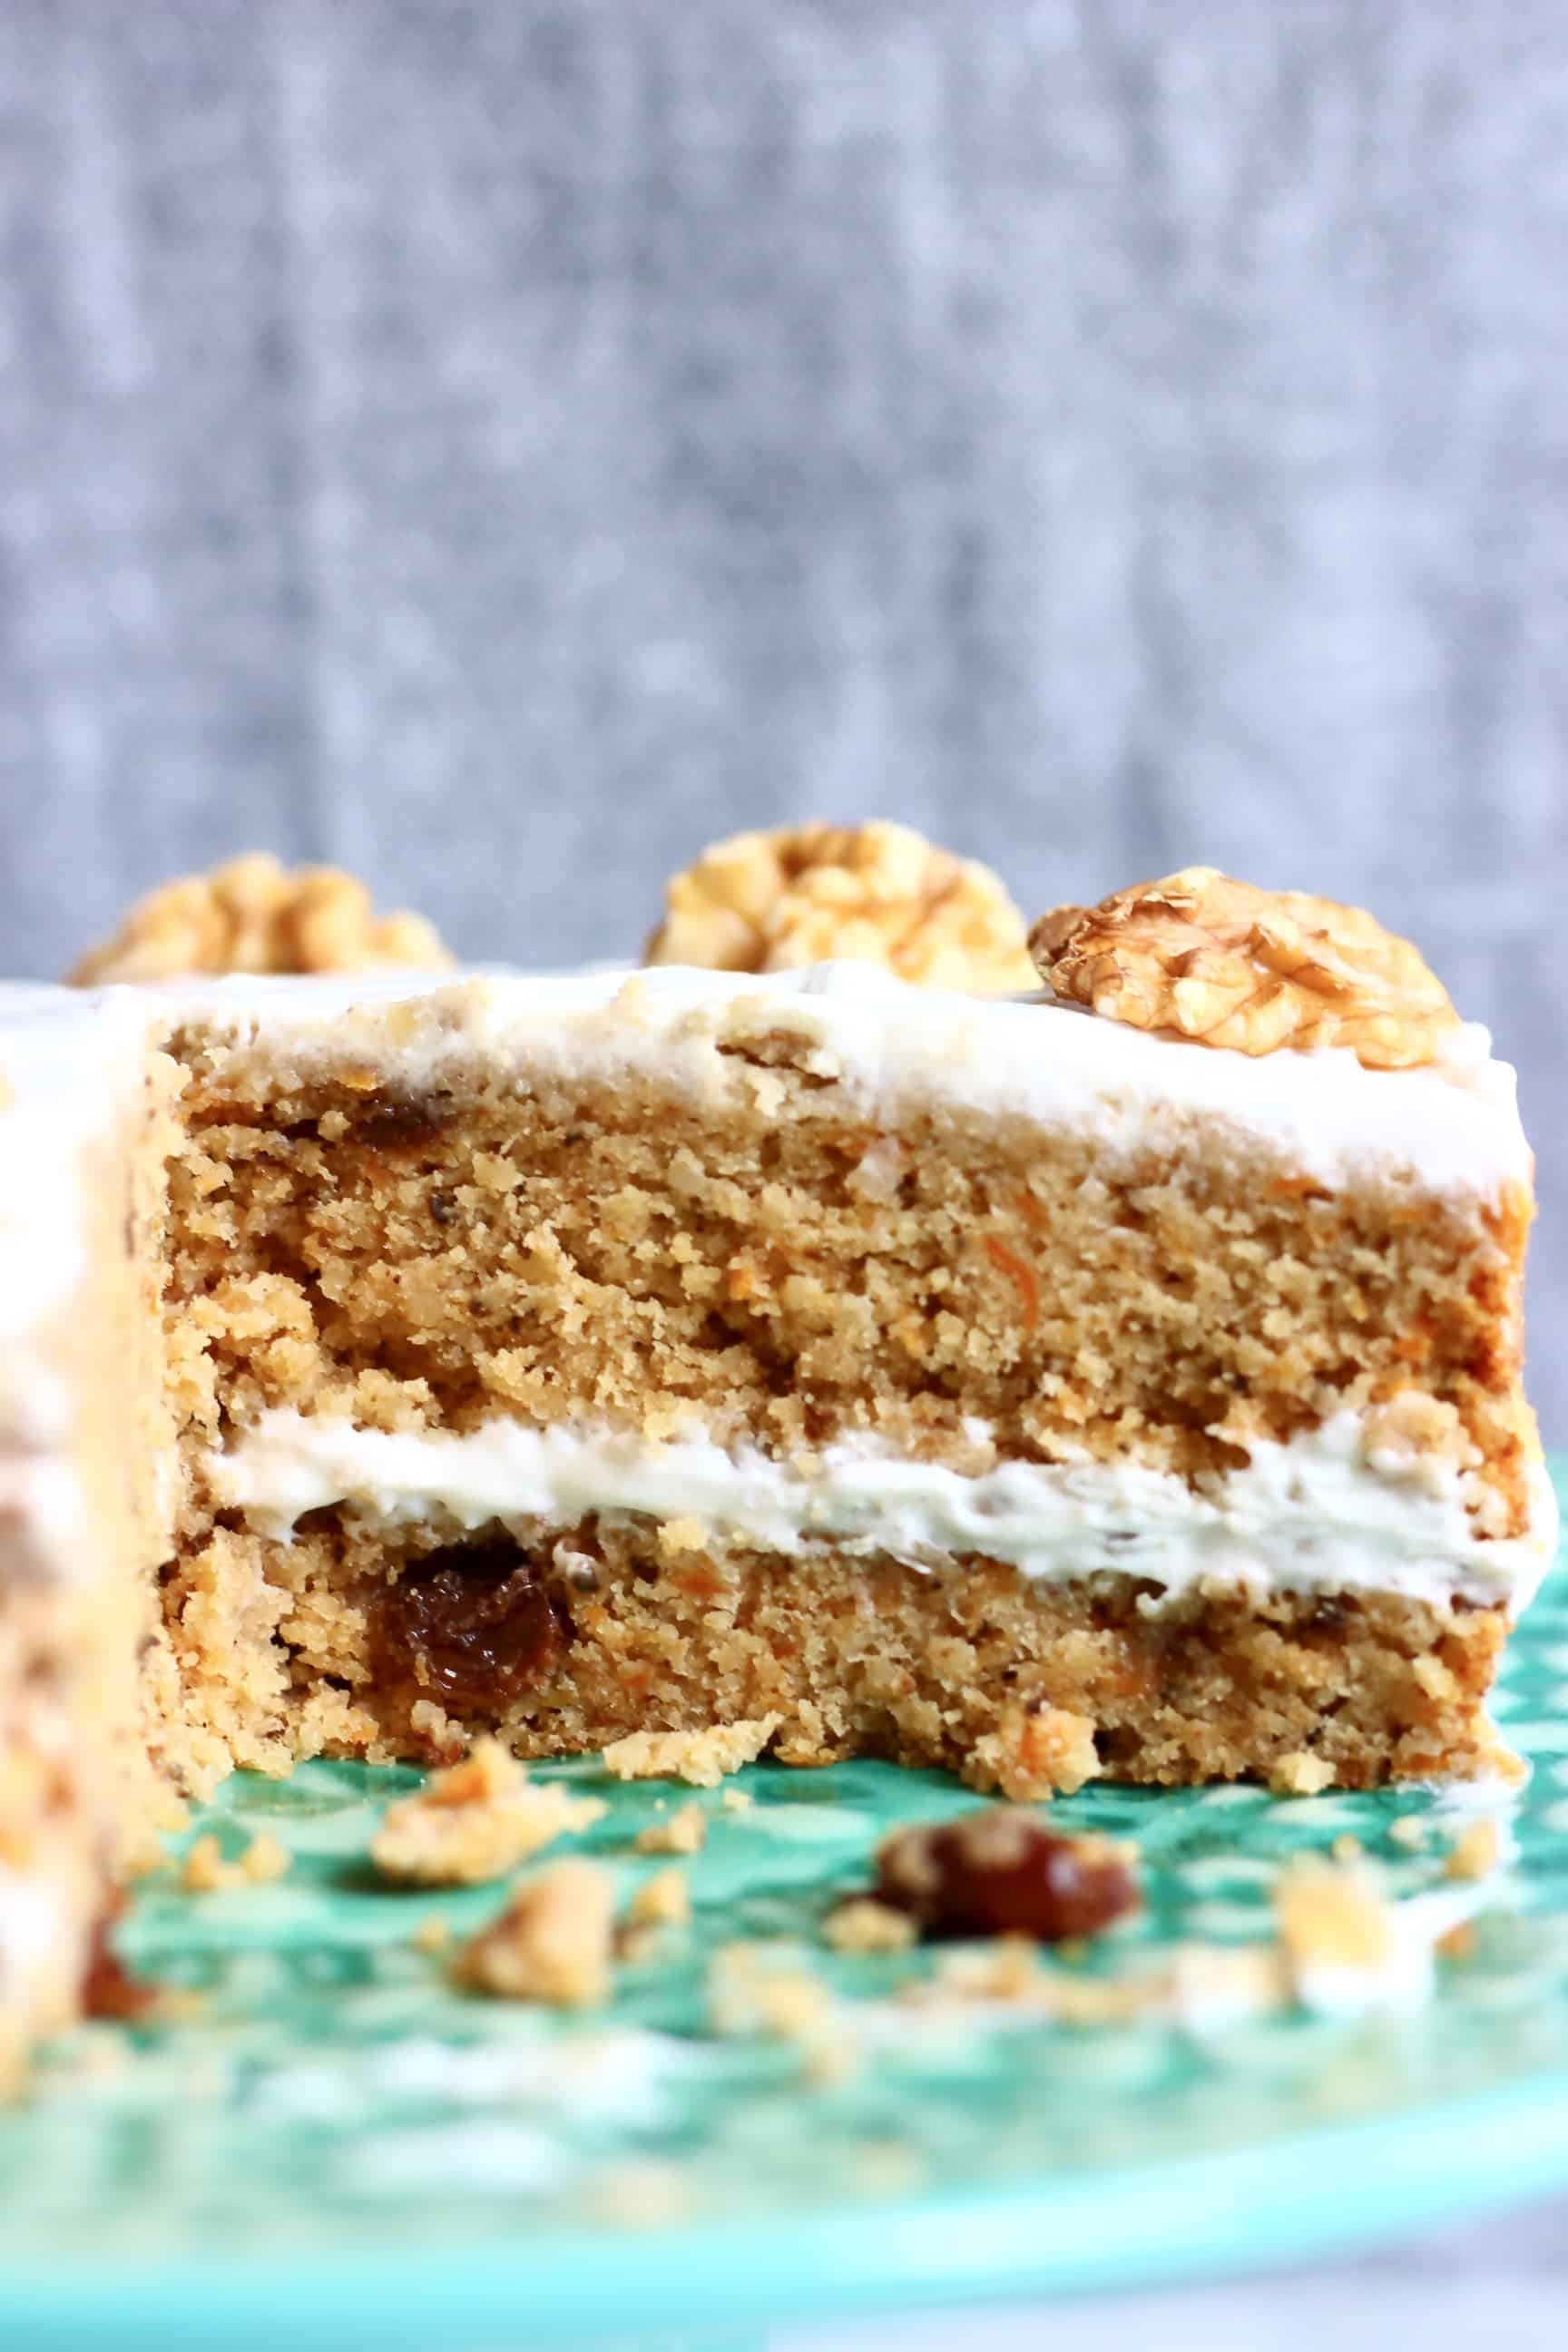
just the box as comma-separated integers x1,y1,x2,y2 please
162,1511,1515,1795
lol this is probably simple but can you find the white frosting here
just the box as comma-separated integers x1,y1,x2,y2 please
140,960,1532,1198
0,984,148,1463
206,1406,1558,1616
0,1867,73,2013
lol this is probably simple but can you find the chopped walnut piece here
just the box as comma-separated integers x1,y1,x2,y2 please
646,821,1038,994
1269,1750,1337,1798
69,852,453,984
1031,867,1460,1069
456,1858,616,2006
875,1808,1140,1944
633,1804,708,1856
371,1738,606,1886
602,1716,780,1788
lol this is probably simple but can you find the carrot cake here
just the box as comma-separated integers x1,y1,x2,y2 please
0,831,1554,2072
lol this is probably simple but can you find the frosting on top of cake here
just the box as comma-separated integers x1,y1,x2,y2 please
146,959,1530,1197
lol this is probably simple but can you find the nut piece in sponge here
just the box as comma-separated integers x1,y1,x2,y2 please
1031,867,1459,1068
70,852,453,983
646,820,1037,994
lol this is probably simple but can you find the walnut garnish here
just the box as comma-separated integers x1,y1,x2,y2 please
646,821,1037,994
1030,867,1459,1069
70,852,453,984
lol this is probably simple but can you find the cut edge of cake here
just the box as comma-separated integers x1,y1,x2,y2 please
142,953,1553,1805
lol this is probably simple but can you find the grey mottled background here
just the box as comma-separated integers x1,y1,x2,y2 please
2,0,1564,1428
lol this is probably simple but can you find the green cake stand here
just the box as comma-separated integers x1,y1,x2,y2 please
3,1473,1567,2349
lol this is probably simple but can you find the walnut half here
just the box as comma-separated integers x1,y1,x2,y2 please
69,853,453,985
1030,867,1459,1069
646,820,1038,995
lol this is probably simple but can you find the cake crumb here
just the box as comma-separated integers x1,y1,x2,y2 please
634,1803,707,1856
181,1835,230,1893
372,1738,607,1886
1388,1816,1428,1850
924,1935,1045,2005
411,1915,452,1955
1275,1855,1394,1977
968,1704,1101,1799
407,1699,466,1766
823,1897,918,1955
1269,1750,1336,1798
626,1867,691,1930
720,1787,754,1815
456,1859,616,2007
237,1833,291,1885
181,1832,287,1894
708,1941,847,2074
1444,1818,1502,1882
603,1715,780,1788
1331,1834,1363,1863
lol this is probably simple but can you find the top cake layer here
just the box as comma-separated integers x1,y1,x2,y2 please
142,960,1531,1202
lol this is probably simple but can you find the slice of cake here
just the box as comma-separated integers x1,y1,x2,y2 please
137,849,1550,1800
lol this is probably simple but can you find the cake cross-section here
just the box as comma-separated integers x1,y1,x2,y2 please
156,896,1551,1798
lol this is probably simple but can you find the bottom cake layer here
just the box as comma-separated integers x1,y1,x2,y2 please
162,1514,1514,1796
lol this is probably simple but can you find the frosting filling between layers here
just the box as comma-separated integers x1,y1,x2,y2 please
205,1408,1557,1615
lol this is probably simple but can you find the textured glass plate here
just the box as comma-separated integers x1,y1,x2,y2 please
4,1475,1568,2350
